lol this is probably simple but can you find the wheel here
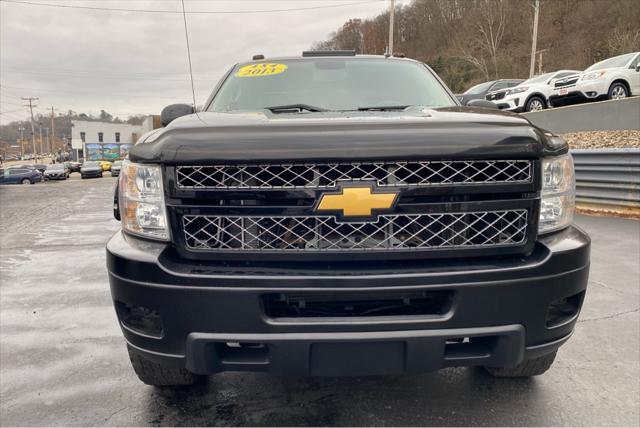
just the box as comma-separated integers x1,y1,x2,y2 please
525,96,546,112
100,173,103,178
81,175,85,179
485,351,557,378
21,178,32,185
608,82,628,100
127,345,202,387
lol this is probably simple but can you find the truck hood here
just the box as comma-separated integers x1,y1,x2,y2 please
129,107,565,164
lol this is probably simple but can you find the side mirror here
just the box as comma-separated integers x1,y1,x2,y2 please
161,104,194,126
635,64,640,72
466,99,499,109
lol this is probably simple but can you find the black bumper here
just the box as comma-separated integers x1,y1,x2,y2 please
107,226,590,376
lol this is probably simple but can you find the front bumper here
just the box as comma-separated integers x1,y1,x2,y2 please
44,173,66,180
494,95,523,112
107,226,590,376
81,170,102,177
549,80,607,106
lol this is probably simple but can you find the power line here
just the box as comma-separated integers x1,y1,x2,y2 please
0,0,381,14
3,69,215,82
1,85,192,100
0,108,25,115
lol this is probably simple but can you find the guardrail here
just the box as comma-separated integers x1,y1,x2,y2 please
523,96,640,134
571,148,640,209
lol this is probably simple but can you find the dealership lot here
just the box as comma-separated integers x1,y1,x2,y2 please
0,178,638,426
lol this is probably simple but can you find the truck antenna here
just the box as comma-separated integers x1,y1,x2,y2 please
180,0,200,120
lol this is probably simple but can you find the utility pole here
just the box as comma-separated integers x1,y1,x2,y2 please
50,106,56,154
388,0,395,56
38,124,43,155
18,125,25,157
22,97,38,156
529,0,540,78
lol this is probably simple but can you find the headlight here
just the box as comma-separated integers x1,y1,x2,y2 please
119,160,169,240
539,154,575,234
581,71,606,81
506,86,528,95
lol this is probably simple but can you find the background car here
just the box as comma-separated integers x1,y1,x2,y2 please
485,70,581,112
44,163,70,180
80,161,104,179
550,51,640,107
99,161,112,171
0,167,43,185
456,79,523,105
64,161,82,173
110,161,122,177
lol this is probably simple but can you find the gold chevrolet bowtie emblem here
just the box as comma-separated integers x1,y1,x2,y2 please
316,185,399,217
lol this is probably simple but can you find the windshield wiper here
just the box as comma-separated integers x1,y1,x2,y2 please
265,104,328,113
357,105,411,111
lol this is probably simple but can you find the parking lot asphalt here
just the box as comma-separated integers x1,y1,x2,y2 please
0,176,638,427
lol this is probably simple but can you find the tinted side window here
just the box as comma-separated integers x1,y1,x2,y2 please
492,81,512,90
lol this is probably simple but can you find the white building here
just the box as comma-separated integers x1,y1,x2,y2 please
71,118,155,161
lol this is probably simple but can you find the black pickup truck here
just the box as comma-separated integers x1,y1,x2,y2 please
107,52,590,386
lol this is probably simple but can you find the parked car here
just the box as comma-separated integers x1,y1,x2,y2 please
80,161,104,179
99,161,112,171
549,51,640,107
65,161,82,173
485,70,581,112
0,167,43,185
24,164,48,174
456,79,523,105
108,52,589,387
44,163,70,180
110,161,123,177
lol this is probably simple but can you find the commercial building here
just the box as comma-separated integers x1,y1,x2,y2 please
70,117,155,161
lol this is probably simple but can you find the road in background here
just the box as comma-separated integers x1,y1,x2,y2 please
1,178,638,426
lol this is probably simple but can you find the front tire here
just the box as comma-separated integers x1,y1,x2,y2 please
127,345,202,387
525,96,546,112
485,351,557,378
608,82,628,100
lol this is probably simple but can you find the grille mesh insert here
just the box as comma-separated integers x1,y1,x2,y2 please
182,210,528,252
176,160,532,189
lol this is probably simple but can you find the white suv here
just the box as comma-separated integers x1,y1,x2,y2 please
485,70,580,112
549,52,640,107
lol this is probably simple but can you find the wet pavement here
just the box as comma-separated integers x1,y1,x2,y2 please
1,176,638,426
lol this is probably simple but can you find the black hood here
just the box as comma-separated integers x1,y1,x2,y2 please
129,107,566,164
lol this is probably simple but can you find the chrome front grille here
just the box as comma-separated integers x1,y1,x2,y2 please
554,77,579,88
176,160,532,189
182,210,528,252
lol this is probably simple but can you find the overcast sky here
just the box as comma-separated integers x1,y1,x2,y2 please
0,0,395,124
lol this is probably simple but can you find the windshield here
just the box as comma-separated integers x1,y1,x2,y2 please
83,162,99,167
463,81,494,94
586,53,637,71
209,59,455,112
112,161,122,167
522,72,554,85
46,164,64,170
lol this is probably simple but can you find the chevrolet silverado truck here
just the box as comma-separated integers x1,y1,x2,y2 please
107,51,590,386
